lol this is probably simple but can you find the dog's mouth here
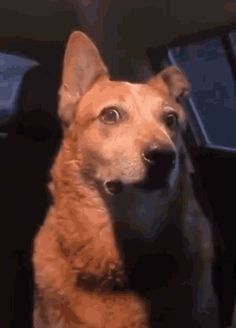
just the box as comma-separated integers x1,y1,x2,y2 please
104,174,169,196
134,169,169,191
103,161,174,195
134,178,168,191
104,180,124,195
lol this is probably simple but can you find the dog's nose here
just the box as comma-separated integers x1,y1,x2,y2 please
142,146,176,169
138,146,177,190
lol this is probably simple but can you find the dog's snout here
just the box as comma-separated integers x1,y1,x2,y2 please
142,147,176,169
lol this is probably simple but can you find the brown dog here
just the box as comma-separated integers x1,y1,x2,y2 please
33,31,219,327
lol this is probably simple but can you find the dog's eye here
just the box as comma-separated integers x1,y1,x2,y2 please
99,107,121,124
165,112,178,130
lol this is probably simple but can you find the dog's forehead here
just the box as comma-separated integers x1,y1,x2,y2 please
121,81,165,106
79,79,166,114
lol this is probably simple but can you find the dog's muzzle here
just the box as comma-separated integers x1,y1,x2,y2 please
103,147,176,195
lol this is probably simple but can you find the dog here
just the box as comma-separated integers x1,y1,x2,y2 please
33,31,219,327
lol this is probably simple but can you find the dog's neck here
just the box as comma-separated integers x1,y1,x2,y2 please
105,187,175,242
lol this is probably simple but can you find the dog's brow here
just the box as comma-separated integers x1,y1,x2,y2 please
100,104,130,119
121,84,149,116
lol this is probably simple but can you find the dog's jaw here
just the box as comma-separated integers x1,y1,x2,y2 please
101,149,180,241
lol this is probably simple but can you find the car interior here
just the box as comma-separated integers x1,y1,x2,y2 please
1,1,236,327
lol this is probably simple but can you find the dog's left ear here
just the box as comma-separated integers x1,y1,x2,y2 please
59,31,109,129
148,66,190,102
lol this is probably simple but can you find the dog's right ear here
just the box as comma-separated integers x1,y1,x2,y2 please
58,31,108,129
148,66,190,101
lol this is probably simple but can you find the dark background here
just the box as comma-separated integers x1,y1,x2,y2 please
1,1,236,327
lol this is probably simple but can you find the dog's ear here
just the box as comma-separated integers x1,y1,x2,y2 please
59,31,108,128
148,66,190,102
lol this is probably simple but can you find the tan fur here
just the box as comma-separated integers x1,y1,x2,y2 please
33,31,219,327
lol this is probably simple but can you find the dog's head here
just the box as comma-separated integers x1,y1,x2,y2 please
59,31,190,196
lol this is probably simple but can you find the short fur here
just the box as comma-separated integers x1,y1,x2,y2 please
33,31,219,327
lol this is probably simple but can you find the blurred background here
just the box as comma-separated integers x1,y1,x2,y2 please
1,1,236,327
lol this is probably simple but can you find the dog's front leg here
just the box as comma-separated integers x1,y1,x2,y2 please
33,217,86,328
